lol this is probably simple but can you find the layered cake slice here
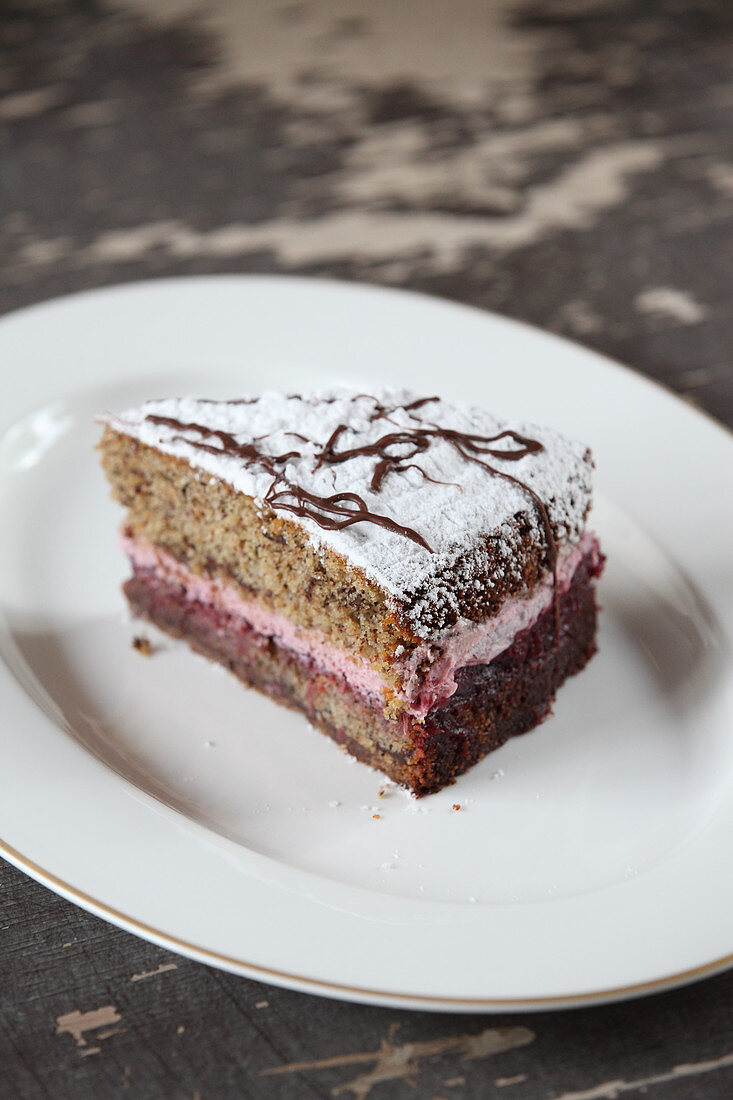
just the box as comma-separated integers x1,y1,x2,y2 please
98,389,603,795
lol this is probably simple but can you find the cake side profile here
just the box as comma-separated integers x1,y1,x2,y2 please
98,389,603,794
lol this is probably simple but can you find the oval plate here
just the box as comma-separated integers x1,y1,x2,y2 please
0,276,731,1011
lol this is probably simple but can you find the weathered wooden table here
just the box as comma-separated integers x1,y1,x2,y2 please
1,2,731,1096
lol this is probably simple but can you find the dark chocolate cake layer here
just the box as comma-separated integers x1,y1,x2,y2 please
124,549,601,796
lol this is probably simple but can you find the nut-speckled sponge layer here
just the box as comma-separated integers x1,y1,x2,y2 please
99,388,594,638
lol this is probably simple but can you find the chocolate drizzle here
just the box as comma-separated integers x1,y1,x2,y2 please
143,396,559,583
315,422,544,493
309,401,558,585
144,410,434,551
263,485,433,551
145,415,302,469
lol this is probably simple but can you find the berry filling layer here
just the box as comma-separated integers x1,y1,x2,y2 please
120,530,602,718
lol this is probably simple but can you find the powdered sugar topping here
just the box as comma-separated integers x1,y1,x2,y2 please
100,389,593,630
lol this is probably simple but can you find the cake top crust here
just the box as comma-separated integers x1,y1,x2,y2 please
101,389,593,634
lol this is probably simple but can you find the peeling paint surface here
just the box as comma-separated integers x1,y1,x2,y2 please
129,962,178,982
635,287,707,325
0,0,729,421
55,1006,122,1048
261,1026,535,1098
551,1051,733,1100
1,0,732,1096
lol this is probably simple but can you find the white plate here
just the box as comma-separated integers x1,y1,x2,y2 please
0,276,731,1012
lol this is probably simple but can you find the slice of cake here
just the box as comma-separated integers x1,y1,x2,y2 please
98,389,603,796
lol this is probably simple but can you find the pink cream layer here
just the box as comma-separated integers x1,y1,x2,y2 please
120,532,387,703
402,531,601,717
121,531,600,719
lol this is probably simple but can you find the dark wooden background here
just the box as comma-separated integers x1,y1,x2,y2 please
1,1,731,1097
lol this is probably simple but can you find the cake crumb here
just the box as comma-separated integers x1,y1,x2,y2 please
372,813,380,820
452,803,461,811
255,1000,269,1009
132,634,153,656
